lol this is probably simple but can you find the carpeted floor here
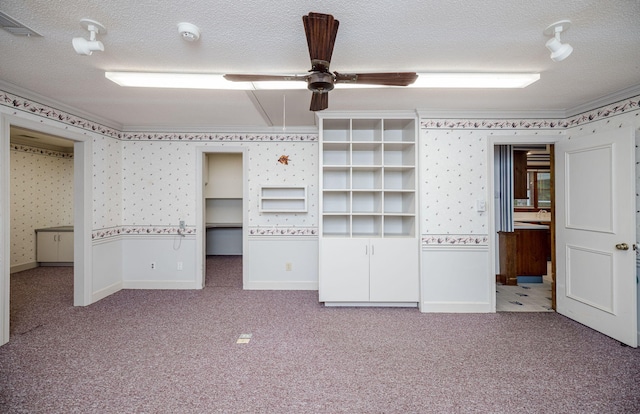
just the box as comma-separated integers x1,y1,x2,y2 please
1,256,639,413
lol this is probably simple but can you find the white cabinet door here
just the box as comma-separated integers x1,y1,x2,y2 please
369,238,419,302
36,231,74,262
57,232,74,262
36,232,58,262
319,239,370,302
320,238,419,303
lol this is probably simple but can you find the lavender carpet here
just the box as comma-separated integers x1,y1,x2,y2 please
1,257,639,413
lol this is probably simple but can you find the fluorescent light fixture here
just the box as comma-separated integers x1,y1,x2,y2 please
251,81,307,90
105,72,252,89
105,71,540,90
410,73,540,88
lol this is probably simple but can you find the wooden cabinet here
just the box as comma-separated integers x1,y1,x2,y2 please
318,115,419,305
498,228,549,285
36,227,73,264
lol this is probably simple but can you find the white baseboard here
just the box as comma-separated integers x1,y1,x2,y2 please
122,280,202,290
92,281,122,303
420,301,493,313
243,281,318,290
10,262,38,274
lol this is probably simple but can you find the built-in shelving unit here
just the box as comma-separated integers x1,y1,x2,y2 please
259,185,307,213
319,115,419,305
320,117,416,238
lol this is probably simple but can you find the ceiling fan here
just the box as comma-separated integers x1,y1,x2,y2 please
223,12,418,111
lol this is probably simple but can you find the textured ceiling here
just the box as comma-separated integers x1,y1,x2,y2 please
1,0,639,131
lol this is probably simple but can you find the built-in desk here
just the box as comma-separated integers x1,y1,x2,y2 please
206,223,242,255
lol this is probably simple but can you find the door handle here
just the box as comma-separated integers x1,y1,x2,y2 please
615,243,629,251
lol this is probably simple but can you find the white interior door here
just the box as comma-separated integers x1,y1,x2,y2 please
555,127,637,347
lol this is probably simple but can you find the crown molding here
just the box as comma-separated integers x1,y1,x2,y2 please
0,79,123,131
121,124,319,135
316,109,419,119
416,109,566,120
566,84,640,117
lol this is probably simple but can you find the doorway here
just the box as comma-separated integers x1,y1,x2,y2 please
488,137,558,313
2,115,92,345
195,146,247,289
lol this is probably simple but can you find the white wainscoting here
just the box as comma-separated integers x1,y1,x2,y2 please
246,236,318,290
92,237,123,302
121,235,198,289
420,245,492,312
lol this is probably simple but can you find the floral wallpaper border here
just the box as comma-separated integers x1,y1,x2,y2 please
92,226,196,240
422,235,489,247
10,143,73,159
1,90,121,139
121,132,318,142
248,227,317,236
421,96,640,130
92,226,317,240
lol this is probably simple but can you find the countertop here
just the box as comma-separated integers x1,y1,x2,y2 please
35,226,74,232
514,222,549,230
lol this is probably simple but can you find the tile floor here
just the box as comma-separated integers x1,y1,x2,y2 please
496,273,554,312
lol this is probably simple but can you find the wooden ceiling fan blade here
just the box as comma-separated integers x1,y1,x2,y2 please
224,74,307,82
334,72,418,86
310,92,328,111
303,12,339,72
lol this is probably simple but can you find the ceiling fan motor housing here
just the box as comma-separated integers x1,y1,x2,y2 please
307,72,334,93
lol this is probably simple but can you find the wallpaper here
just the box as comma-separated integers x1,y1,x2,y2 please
10,145,73,266
93,136,122,230
119,140,318,235
420,130,487,242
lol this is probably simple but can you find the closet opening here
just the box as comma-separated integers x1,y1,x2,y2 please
196,147,246,290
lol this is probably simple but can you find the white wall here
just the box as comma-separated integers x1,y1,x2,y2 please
10,145,73,270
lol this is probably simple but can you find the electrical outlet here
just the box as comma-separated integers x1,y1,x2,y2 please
177,261,183,271
150,262,156,270
285,262,292,271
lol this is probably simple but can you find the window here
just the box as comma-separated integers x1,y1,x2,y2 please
515,170,550,209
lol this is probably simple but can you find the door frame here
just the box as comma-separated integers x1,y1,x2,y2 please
195,146,247,288
1,112,93,345
487,134,561,312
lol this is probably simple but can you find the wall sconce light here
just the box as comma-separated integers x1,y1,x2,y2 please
544,20,573,62
72,18,106,56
